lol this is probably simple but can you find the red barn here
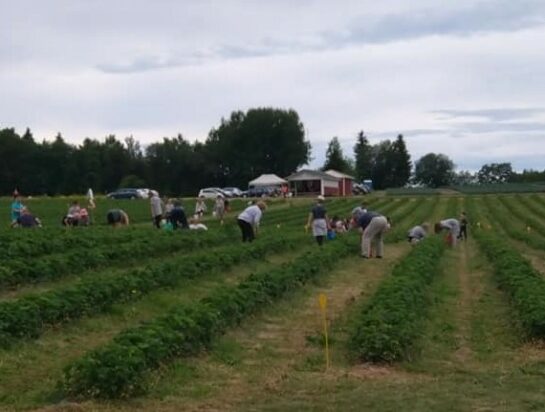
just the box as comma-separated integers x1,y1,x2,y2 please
325,170,354,196
286,169,340,196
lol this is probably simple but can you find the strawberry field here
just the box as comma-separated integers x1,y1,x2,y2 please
1,193,545,411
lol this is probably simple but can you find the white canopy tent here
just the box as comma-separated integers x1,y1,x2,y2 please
248,174,288,187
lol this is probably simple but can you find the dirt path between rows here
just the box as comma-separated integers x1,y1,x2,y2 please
147,243,411,412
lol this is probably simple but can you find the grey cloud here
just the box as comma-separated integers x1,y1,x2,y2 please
330,0,545,46
433,108,545,122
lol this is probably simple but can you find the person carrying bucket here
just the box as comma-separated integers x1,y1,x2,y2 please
434,218,460,247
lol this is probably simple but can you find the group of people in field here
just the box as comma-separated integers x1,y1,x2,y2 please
305,195,469,258
9,187,469,260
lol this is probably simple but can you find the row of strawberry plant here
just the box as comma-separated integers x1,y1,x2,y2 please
515,195,545,221
385,197,438,242
0,226,175,260
0,233,305,347
472,228,545,339
60,236,355,398
0,229,237,289
348,236,446,362
498,196,545,238
481,197,545,250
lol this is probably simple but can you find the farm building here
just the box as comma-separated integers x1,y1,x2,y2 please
286,169,341,196
325,169,354,196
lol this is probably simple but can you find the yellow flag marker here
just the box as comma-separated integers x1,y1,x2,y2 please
318,293,330,370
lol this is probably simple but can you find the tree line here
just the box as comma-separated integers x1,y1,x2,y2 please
1,107,543,195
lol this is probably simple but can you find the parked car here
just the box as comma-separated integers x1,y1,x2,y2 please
352,183,370,195
222,187,243,197
106,188,147,199
243,186,276,198
198,187,228,198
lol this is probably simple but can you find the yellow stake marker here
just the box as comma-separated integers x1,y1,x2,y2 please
318,293,330,370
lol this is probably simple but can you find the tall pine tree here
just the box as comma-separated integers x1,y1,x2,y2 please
390,134,412,187
322,137,351,173
353,130,373,181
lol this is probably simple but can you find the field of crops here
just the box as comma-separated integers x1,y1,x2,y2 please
1,193,545,411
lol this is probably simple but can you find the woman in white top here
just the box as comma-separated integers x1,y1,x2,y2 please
237,201,267,242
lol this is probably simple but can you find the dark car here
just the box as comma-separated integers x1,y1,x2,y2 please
243,186,276,197
106,188,146,200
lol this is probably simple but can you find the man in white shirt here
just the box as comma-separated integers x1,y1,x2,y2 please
237,201,267,242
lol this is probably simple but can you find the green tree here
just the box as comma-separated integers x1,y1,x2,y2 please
206,108,311,187
414,153,455,188
389,134,412,187
353,130,373,181
477,162,513,184
322,137,351,173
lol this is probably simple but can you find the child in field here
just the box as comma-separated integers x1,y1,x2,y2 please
214,194,226,225
458,212,468,241
11,207,42,228
10,195,24,225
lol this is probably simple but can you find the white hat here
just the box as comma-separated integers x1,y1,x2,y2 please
317,195,325,201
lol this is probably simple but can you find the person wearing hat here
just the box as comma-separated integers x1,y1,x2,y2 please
237,201,267,242
306,195,329,246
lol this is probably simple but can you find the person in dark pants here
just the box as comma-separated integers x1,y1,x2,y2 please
306,195,329,246
237,201,267,242
169,200,189,229
458,212,468,241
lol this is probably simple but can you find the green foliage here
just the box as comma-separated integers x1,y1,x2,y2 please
0,230,234,288
414,153,455,188
473,230,545,339
348,237,446,362
60,237,355,398
477,162,514,184
353,131,373,181
0,234,300,346
322,137,353,175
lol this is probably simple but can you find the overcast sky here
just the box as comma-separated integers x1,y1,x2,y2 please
1,0,545,171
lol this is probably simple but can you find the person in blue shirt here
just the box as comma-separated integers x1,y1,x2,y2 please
10,195,24,224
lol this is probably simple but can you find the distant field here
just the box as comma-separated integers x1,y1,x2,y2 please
1,193,545,411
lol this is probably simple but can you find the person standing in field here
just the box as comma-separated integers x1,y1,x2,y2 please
458,212,468,241
107,209,129,227
357,210,390,258
86,188,95,209
237,201,267,242
407,223,429,244
435,218,460,247
150,191,163,229
10,194,24,225
195,196,207,219
306,195,329,246
214,194,226,225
